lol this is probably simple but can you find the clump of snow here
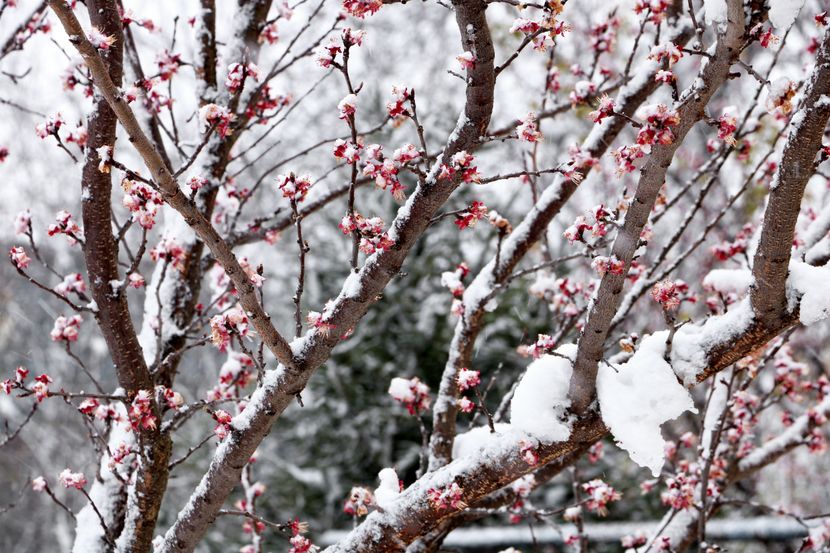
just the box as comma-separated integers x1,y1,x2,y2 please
703,0,727,25
788,261,830,325
670,299,754,385
768,0,806,29
374,468,401,510
509,344,576,442
702,269,753,295
452,423,512,459
598,332,697,477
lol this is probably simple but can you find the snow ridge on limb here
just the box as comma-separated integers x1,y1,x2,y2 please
428,19,696,470
568,0,746,414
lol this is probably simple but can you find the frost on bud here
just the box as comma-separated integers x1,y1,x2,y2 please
343,486,375,517
582,479,621,516
591,255,625,277
198,103,235,138
456,51,476,70
32,477,47,492
277,173,313,203
58,469,87,490
9,246,31,269
388,376,431,415
427,482,466,511
456,368,480,391
342,0,382,18
87,26,116,50
765,78,797,117
516,112,543,142
50,315,82,343
338,93,357,120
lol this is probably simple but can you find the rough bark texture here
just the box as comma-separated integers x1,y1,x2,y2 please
750,26,830,327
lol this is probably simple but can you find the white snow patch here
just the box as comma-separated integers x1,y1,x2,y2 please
509,344,576,442
788,261,830,325
670,299,754,385
598,332,697,477
768,0,806,29
702,268,753,295
374,468,401,510
452,423,512,459
703,0,728,25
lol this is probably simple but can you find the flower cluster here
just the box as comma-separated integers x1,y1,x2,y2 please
439,151,480,183
388,376,431,415
634,0,673,24
523,333,557,359
277,173,313,202
362,143,421,200
338,213,394,254
456,51,476,70
50,315,82,343
48,210,83,244
210,306,251,352
343,487,375,517
155,49,182,81
386,86,411,119
711,223,753,261
570,80,597,105
247,85,291,123
87,26,116,50
337,93,357,120
651,279,682,310
581,479,621,516
225,62,261,93
198,103,235,138
150,237,187,272
611,144,647,175
454,201,489,230
36,113,63,139
564,204,613,244
129,390,158,430
9,246,31,269
342,0,382,18
212,409,233,440
207,352,255,401
259,22,280,44
718,106,738,145
457,368,480,391
122,178,164,229
54,273,86,297
636,103,680,147
516,112,543,142
648,42,683,66
59,469,87,489
591,255,625,277
427,482,466,511
440,262,470,299
589,95,616,124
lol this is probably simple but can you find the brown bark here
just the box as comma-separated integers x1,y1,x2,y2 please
751,27,830,327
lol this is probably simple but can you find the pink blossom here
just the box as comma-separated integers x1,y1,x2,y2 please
388,376,431,415
456,368,480,391
456,51,476,70
338,93,357,120
58,468,87,490
9,246,31,269
342,0,382,18
14,210,31,235
198,103,236,137
50,315,82,343
150,237,187,272
277,173,313,202
516,112,543,142
210,306,251,352
32,477,47,492
582,479,621,516
427,482,466,511
87,26,116,50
